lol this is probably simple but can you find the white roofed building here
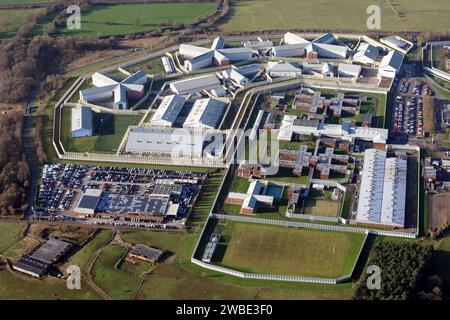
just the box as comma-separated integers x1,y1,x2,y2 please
274,32,348,59
277,115,388,145
338,63,362,81
267,61,302,77
150,95,186,127
71,106,93,138
353,42,379,65
272,43,309,58
170,74,221,95
183,98,226,129
79,70,147,110
356,149,407,227
124,127,214,158
378,50,404,78
180,37,253,71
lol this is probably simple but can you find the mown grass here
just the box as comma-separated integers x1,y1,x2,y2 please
0,221,26,254
60,105,140,153
215,221,365,278
91,244,141,300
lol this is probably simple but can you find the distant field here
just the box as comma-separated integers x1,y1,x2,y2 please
220,0,450,32
0,0,54,3
60,106,140,153
0,270,100,300
0,221,26,254
59,2,218,37
216,222,365,278
0,8,40,38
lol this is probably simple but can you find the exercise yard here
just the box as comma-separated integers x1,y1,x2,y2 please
60,106,141,153
215,221,365,278
304,199,341,217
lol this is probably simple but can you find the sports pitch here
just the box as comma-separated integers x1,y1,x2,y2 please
216,221,366,278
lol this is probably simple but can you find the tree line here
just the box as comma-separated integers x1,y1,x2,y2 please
353,241,433,300
0,109,30,217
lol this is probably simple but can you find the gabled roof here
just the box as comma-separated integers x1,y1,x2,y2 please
71,106,92,132
379,50,404,71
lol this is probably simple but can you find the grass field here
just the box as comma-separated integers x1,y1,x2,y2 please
59,3,218,37
0,270,101,300
0,0,54,3
229,176,251,193
60,106,140,153
215,221,366,278
220,0,450,32
0,8,39,38
423,96,436,135
91,244,142,300
0,221,26,254
3,237,40,260
64,229,113,271
304,199,341,217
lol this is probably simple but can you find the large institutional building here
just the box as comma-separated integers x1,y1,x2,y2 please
79,70,147,109
272,32,349,59
356,149,407,227
179,36,253,71
277,115,388,146
71,105,93,138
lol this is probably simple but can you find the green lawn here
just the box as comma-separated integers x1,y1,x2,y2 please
215,221,366,278
220,0,450,32
128,58,165,76
64,229,113,271
60,106,140,153
91,244,141,300
229,176,251,193
3,237,40,260
0,8,40,38
266,168,309,185
304,199,341,217
0,221,26,254
59,3,218,37
121,230,184,253
0,270,100,300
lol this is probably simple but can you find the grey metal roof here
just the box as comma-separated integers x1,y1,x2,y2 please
170,74,220,95
71,106,93,132
30,238,72,264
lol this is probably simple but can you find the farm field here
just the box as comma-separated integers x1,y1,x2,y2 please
60,106,141,153
3,237,40,260
59,3,219,37
0,221,26,254
0,0,54,3
220,0,450,32
215,221,366,278
0,8,40,38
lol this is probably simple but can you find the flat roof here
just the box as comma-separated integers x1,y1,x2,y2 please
30,238,72,264
97,194,169,217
